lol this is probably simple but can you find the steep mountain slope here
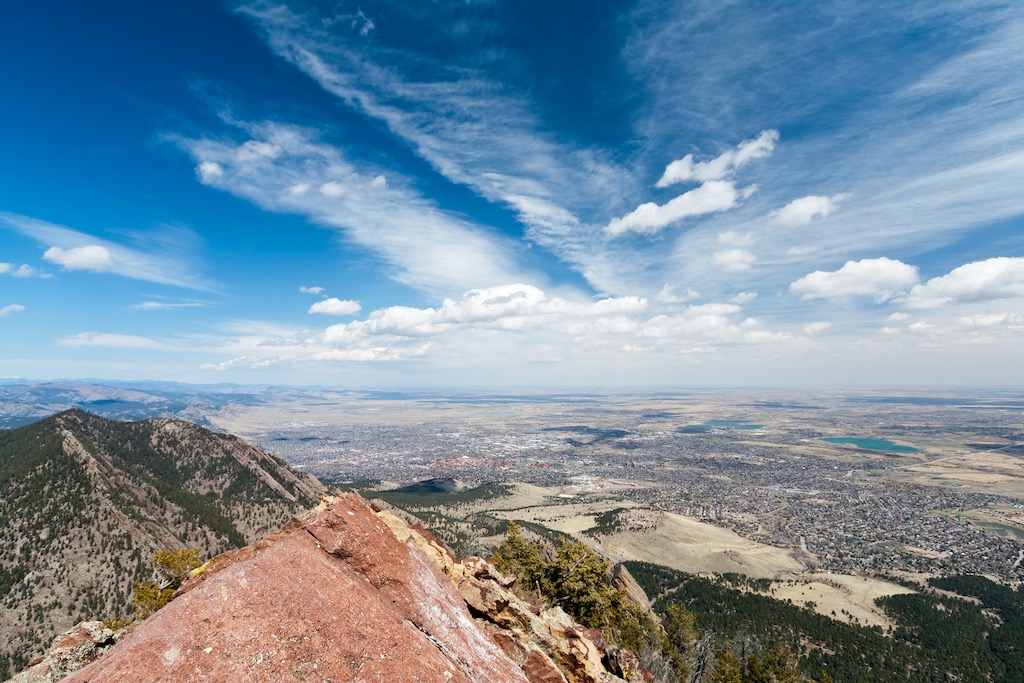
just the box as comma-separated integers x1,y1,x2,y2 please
0,410,328,676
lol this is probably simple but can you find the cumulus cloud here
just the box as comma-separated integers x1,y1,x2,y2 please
902,257,1024,309
731,291,758,304
299,285,325,294
317,284,651,346
189,282,803,375
320,181,345,197
790,257,920,302
309,297,362,316
771,194,847,227
196,161,224,183
43,245,115,272
712,249,757,272
605,180,741,237
656,130,779,187
0,304,25,317
0,263,49,278
606,132,773,238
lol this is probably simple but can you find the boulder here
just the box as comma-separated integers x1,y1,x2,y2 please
6,621,115,683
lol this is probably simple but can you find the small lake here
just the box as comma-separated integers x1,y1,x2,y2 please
972,520,1024,540
821,437,918,453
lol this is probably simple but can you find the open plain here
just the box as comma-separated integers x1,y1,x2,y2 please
200,387,1024,627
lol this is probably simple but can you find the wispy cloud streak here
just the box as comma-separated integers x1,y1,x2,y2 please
179,121,537,295
0,213,215,291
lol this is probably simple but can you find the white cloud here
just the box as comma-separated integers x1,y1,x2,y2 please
787,245,820,257
959,312,1024,328
299,285,325,294
180,122,536,295
656,130,778,187
606,180,741,237
57,332,168,349
1,213,214,290
316,284,653,347
196,161,224,183
0,304,25,317
235,140,280,161
0,263,49,278
309,297,361,316
790,257,920,302
192,281,807,376
233,4,644,295
888,312,911,322
712,249,756,272
370,175,387,189
133,301,208,311
902,257,1024,309
731,291,758,304
319,181,345,197
771,194,847,227
606,131,774,239
43,245,115,272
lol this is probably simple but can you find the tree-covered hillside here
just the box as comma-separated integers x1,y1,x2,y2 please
627,561,1024,682
0,410,328,677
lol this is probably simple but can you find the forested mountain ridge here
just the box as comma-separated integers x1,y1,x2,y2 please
0,410,328,677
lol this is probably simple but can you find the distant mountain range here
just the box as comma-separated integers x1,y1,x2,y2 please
0,380,291,429
0,410,328,676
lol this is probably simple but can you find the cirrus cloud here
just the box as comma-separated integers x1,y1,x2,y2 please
1,212,214,290
57,332,168,349
0,304,26,318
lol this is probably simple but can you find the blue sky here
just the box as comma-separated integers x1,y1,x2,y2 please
1,0,1023,387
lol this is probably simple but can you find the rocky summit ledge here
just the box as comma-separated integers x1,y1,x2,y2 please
43,493,639,683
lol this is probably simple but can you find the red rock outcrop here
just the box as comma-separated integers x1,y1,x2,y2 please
63,494,529,683
58,494,641,683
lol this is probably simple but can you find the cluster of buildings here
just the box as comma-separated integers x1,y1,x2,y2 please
252,409,1024,582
